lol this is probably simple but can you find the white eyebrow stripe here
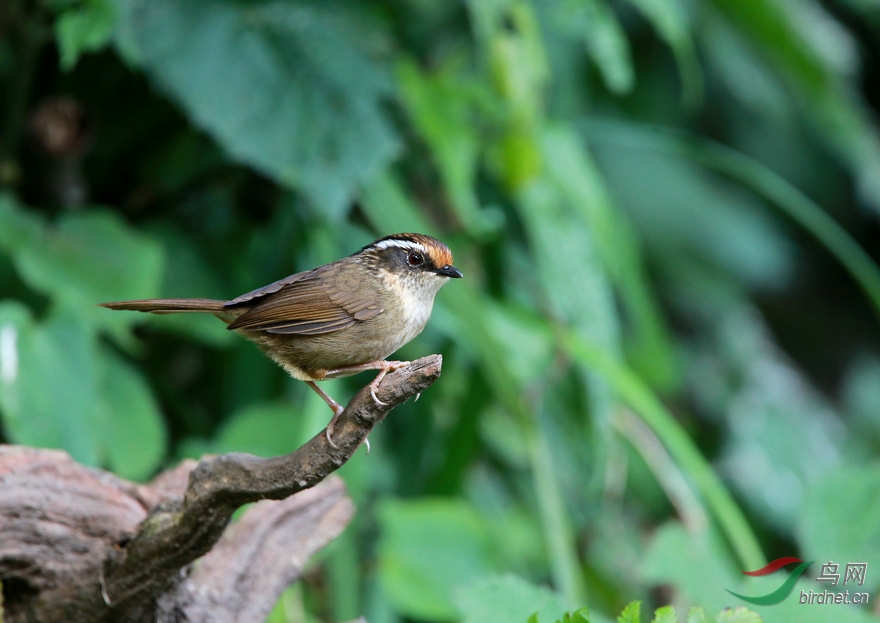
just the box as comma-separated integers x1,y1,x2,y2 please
373,239,428,254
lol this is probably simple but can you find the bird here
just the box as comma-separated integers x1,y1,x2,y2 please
100,233,462,447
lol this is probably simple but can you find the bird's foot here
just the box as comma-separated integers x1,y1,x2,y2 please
324,403,345,449
309,359,407,451
368,361,405,406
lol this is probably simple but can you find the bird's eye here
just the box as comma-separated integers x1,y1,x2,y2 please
407,251,424,267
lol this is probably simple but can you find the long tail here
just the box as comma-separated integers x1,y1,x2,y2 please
99,298,227,314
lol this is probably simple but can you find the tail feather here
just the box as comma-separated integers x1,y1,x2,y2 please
99,298,227,314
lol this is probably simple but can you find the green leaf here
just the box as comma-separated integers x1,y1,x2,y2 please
715,607,762,623
120,0,399,216
559,607,591,623
526,322,763,572
624,0,702,106
0,301,35,421
0,308,101,466
588,123,880,327
55,0,117,71
687,606,709,623
651,606,677,623
484,1,550,124
514,153,618,609
519,133,620,355
11,209,164,329
397,57,485,232
441,291,589,610
641,523,741,615
378,498,492,620
515,173,618,422
480,302,554,387
360,170,433,236
213,402,311,458
682,134,880,328
583,1,634,94
95,347,166,481
0,300,165,478
541,127,678,392
618,601,641,623
798,463,880,574
0,193,44,254
554,0,634,95
452,574,567,623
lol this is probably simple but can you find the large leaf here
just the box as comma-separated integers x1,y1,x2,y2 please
0,306,101,465
798,463,880,576
642,523,874,623
96,347,166,481
360,170,434,235
377,498,492,620
118,0,399,216
0,193,44,253
453,574,567,623
7,206,164,332
641,523,747,615
0,303,166,478
213,401,311,458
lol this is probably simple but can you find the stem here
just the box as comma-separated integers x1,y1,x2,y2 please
683,138,880,324
564,333,765,571
528,402,589,608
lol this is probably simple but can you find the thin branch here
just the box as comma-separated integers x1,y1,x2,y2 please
101,354,443,621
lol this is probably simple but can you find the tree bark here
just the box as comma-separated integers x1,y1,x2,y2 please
0,354,443,622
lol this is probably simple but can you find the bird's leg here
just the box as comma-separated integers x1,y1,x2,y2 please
323,360,407,406
306,381,344,448
312,360,405,452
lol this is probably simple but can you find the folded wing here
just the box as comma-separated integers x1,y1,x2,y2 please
226,265,383,335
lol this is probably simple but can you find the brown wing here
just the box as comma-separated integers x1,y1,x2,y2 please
225,263,383,335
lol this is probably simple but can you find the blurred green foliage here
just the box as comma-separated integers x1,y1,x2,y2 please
2,0,880,621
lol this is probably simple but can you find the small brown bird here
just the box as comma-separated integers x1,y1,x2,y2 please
101,233,462,446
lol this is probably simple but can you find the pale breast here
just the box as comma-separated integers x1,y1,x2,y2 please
384,272,444,349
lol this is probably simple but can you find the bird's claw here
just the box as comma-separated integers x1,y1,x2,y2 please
368,361,405,407
370,383,388,406
325,404,344,449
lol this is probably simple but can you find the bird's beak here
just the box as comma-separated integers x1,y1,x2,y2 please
437,265,463,279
